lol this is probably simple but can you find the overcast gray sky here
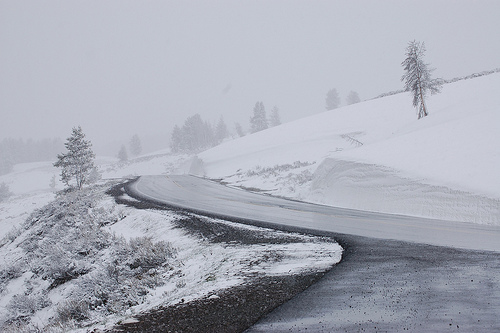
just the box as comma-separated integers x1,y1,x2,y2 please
1,0,499,154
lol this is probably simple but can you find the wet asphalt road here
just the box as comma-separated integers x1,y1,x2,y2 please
128,175,500,252
246,234,500,332
126,175,500,332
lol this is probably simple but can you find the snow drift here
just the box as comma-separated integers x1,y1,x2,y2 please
197,72,500,224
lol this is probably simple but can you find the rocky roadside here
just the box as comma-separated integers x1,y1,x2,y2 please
104,181,339,333
109,273,324,333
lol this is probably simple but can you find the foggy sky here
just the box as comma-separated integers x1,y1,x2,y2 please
1,1,499,154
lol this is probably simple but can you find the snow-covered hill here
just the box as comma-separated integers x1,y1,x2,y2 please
1,72,498,228
196,72,500,224
2,72,498,228
0,70,498,331
0,157,341,332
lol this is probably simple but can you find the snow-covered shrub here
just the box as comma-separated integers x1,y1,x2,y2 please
127,237,176,271
246,161,314,178
53,235,176,323
7,292,51,321
68,266,138,316
285,170,313,190
0,263,24,294
1,182,180,329
55,300,90,323
0,226,23,248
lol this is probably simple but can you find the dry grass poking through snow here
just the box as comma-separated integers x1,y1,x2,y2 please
0,181,341,332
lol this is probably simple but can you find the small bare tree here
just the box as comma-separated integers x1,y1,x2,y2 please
401,40,442,119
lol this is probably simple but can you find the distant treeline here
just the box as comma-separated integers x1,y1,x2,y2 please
170,114,228,153
0,137,64,175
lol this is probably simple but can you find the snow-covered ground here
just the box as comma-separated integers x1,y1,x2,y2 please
2,71,498,230
0,156,340,331
196,72,500,224
0,70,498,331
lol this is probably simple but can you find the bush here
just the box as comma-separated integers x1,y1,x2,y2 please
0,263,24,294
55,300,90,323
7,293,51,321
128,237,176,271
1,183,179,329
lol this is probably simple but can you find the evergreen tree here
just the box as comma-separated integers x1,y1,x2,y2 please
88,167,102,184
269,106,281,127
182,114,206,152
325,88,340,110
401,40,442,119
215,116,228,144
129,134,142,156
54,126,96,190
170,125,182,153
234,122,245,137
346,91,361,105
202,120,215,148
170,114,226,153
250,101,268,133
118,145,128,162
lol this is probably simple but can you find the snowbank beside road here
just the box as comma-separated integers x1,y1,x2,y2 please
310,159,500,224
198,72,500,224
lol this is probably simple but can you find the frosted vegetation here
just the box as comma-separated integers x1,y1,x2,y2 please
0,185,175,330
0,181,340,332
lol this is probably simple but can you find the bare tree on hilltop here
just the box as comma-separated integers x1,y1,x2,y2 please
54,126,96,190
401,40,442,119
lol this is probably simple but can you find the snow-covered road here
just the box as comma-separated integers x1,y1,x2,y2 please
127,175,500,252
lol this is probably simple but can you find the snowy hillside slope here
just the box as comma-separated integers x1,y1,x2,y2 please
0,159,340,331
197,73,500,224
0,152,192,240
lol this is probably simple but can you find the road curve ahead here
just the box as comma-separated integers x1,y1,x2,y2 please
127,175,500,252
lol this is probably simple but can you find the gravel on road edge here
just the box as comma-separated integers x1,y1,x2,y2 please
110,273,324,333
105,181,339,333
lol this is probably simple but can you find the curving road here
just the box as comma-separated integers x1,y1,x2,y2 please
126,175,500,331
127,175,500,252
